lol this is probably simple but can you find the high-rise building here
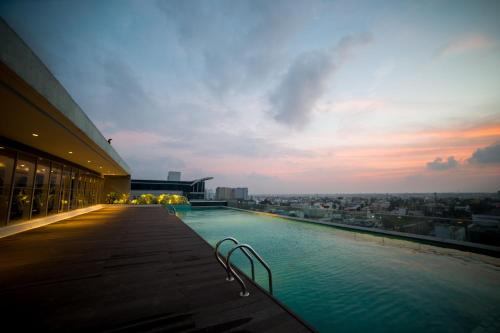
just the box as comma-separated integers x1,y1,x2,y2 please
215,187,249,201
216,187,233,200
234,187,248,200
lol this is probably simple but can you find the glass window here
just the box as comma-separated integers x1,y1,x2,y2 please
0,147,104,221
60,166,71,212
0,147,15,225
99,178,103,203
70,168,78,210
32,158,50,218
80,173,91,206
85,176,91,206
47,163,62,215
84,174,90,207
89,177,96,205
76,171,84,209
91,177,97,205
9,154,35,222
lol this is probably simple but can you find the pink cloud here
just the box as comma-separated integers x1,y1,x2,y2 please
437,34,496,57
328,99,385,113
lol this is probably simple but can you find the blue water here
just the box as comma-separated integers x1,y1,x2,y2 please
178,208,500,333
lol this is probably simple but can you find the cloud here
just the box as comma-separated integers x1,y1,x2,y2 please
436,34,496,57
269,33,372,129
157,0,317,95
93,120,116,132
426,156,459,171
77,55,165,133
99,56,158,119
126,155,185,180
325,99,385,113
468,142,500,164
107,130,186,178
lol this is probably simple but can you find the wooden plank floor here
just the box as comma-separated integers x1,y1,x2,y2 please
0,206,314,332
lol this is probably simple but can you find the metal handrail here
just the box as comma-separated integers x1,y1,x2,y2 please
166,205,176,215
215,237,255,281
226,244,273,297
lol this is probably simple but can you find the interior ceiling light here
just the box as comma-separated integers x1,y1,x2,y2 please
32,133,39,137
68,151,73,154
87,160,91,163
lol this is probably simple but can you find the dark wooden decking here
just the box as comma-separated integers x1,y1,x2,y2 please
0,206,314,332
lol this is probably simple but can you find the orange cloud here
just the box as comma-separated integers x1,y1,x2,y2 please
191,121,500,193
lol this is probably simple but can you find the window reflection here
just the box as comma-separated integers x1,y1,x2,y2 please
0,144,103,224
10,154,35,222
70,168,78,210
47,163,62,215
32,158,50,218
60,166,71,212
0,148,15,225
83,173,90,207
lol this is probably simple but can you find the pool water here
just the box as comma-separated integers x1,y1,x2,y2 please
178,208,500,333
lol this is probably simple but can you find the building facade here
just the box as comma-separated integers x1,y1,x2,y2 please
215,187,249,201
0,19,130,228
216,187,233,200
234,187,249,200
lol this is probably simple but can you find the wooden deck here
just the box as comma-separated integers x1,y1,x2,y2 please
0,206,314,332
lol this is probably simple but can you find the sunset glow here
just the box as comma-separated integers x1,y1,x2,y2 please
2,0,499,193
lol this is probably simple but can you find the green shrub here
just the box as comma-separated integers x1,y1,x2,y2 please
106,193,189,205
136,193,156,205
106,192,119,204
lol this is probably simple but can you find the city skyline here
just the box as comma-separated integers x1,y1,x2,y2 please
1,0,500,193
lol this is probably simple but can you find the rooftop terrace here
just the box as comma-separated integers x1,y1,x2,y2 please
0,206,313,332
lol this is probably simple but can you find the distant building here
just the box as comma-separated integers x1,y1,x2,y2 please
205,189,215,200
393,208,408,216
167,171,181,181
131,177,213,200
216,187,233,200
472,215,500,227
215,187,249,201
234,187,248,200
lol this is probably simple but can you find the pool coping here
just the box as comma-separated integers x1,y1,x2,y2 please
178,213,320,333
222,206,500,258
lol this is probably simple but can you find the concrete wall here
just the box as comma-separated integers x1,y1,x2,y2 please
103,176,131,198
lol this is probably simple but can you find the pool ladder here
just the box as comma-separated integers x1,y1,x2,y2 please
215,237,273,297
166,206,176,215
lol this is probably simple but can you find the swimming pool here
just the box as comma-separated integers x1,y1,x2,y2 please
179,207,500,333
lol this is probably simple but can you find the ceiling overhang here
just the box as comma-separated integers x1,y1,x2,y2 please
0,19,130,177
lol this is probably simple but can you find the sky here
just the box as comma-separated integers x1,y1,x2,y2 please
1,0,500,194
